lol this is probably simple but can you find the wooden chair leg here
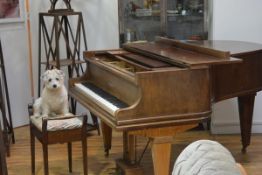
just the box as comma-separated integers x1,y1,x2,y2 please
67,142,72,173
30,127,35,175
82,138,88,175
42,143,49,175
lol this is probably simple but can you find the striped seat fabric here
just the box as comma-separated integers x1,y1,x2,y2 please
30,113,83,131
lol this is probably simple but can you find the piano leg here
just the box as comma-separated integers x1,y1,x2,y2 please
238,93,256,153
116,125,196,174
123,132,136,164
151,137,172,175
116,132,143,175
101,122,112,156
118,135,173,175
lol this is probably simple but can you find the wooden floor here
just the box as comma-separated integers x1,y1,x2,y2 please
5,126,262,175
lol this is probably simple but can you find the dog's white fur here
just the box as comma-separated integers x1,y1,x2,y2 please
33,69,69,117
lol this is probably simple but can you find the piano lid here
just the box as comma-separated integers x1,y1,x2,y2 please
123,37,242,67
182,40,262,56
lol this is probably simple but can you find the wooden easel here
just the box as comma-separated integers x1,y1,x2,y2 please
38,1,99,135
38,0,88,96
0,41,15,157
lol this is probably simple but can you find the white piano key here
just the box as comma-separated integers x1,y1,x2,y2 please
74,83,119,116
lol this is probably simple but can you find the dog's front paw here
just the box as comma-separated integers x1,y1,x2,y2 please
64,113,74,118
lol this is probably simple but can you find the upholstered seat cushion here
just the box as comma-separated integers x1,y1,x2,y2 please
172,140,242,175
30,113,83,131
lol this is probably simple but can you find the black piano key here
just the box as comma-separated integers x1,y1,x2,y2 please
81,82,128,108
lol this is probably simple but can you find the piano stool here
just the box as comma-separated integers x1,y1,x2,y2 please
28,104,88,175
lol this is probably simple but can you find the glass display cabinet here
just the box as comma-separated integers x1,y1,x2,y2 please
118,0,209,45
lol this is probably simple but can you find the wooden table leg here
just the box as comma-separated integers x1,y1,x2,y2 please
101,122,112,156
238,93,256,153
151,136,172,175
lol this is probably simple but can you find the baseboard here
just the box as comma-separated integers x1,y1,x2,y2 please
211,121,262,134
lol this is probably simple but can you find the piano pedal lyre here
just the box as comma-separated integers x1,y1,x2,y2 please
115,159,144,175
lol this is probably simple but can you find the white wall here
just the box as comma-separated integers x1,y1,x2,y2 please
0,0,31,127
211,0,262,133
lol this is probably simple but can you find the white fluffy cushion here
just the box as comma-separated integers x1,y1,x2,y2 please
30,113,83,131
172,140,241,175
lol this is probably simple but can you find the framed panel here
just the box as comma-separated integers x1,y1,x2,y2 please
0,0,23,23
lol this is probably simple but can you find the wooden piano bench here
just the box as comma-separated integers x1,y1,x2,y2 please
28,104,88,175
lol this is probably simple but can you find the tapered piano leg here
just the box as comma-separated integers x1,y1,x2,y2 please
117,125,196,174
101,121,112,156
116,132,143,175
151,137,172,175
238,93,256,153
123,132,136,164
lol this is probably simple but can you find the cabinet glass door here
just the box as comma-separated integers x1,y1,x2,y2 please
118,0,209,45
165,0,208,40
119,0,162,45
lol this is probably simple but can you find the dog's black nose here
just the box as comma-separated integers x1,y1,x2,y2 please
53,84,57,88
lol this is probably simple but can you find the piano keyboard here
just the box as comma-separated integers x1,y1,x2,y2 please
74,82,128,116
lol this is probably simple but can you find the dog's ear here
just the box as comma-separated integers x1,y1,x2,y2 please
41,70,50,81
54,69,65,79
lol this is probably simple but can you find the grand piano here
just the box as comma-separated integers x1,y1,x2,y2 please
69,37,262,175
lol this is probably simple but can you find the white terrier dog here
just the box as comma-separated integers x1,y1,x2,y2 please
33,69,69,117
